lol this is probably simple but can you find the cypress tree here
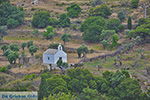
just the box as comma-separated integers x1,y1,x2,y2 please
127,16,132,30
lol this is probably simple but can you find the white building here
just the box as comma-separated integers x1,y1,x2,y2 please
43,44,67,66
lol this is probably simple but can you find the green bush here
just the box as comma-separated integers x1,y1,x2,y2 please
81,16,106,42
118,11,126,22
127,16,132,30
67,4,81,18
48,18,59,27
32,11,50,28
0,67,8,72
0,2,24,28
89,4,111,18
131,0,139,8
59,13,70,27
23,74,36,80
106,18,122,32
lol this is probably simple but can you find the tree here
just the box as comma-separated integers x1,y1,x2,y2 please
7,18,19,29
32,11,50,28
0,2,24,28
44,93,76,100
43,26,55,40
100,30,116,41
9,44,19,52
67,4,81,18
77,45,88,58
106,18,122,32
7,51,19,64
111,78,142,100
59,13,70,27
29,45,38,56
118,10,126,22
61,33,71,45
27,41,33,48
131,0,139,8
101,40,109,49
127,16,132,30
81,16,106,42
21,42,27,50
49,18,59,27
78,88,105,100
89,4,111,18
111,34,119,48
1,45,8,53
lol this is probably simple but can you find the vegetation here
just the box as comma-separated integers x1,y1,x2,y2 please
81,16,106,42
43,26,55,40
128,16,132,30
0,2,24,28
89,4,111,18
61,33,71,45
67,4,81,18
29,45,38,56
59,13,71,27
38,69,149,100
131,0,139,8
32,11,50,28
77,45,88,58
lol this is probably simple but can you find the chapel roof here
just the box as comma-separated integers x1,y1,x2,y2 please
44,49,57,55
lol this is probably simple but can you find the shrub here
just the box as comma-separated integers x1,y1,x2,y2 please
91,0,103,7
59,13,70,27
81,16,106,42
131,0,139,8
106,18,122,32
118,11,126,22
24,74,36,80
32,11,50,28
43,26,55,40
48,18,59,27
0,67,8,72
127,16,132,30
89,4,111,18
0,2,24,28
67,4,81,18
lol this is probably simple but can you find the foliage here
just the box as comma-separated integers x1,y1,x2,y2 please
32,11,50,28
100,30,116,41
59,13,70,27
1,45,8,52
77,45,88,58
39,69,147,100
0,0,9,4
78,88,105,100
89,4,111,18
81,16,106,42
129,18,150,40
27,41,33,48
6,51,19,64
43,26,55,40
44,92,76,100
0,66,8,72
131,0,139,8
23,74,36,81
21,42,27,50
61,33,71,44
111,34,119,48
0,2,24,28
118,10,126,22
127,16,132,30
106,18,122,32
9,44,19,51
67,4,81,18
57,58,63,67
29,45,38,56
48,18,59,27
